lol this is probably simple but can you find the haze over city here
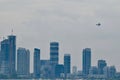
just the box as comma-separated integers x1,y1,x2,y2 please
0,0,120,73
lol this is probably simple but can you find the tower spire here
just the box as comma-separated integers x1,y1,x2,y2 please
11,29,13,35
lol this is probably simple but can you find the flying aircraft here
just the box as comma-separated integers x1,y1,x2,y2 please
96,23,101,26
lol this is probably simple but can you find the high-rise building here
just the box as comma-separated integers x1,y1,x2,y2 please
0,50,1,68
50,42,59,65
34,48,40,78
0,44,1,67
49,42,59,78
98,60,107,74
89,66,98,75
103,66,116,78
82,48,91,75
109,66,116,78
8,35,16,75
55,64,64,78
103,66,109,78
64,54,71,78
0,39,10,75
40,60,53,78
17,48,30,77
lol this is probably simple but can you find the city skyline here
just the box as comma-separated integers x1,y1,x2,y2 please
0,31,120,73
0,33,119,73
0,34,119,79
0,0,120,74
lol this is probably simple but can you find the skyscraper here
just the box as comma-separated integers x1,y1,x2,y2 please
17,48,30,77
64,54,71,78
82,48,91,75
0,50,1,68
34,48,40,78
8,35,16,75
50,42,59,65
109,66,116,78
55,64,64,78
98,60,107,74
0,39,10,75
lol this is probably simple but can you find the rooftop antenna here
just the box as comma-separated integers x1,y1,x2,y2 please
11,29,13,35
11,24,14,35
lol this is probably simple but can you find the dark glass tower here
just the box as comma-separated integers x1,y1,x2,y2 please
64,54,71,78
34,48,40,78
98,60,107,74
8,35,16,75
0,39,10,75
50,42,59,65
55,64,64,78
82,48,91,75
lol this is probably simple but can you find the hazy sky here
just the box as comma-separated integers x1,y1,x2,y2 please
0,0,120,73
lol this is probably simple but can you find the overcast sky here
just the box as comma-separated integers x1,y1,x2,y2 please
0,0,120,73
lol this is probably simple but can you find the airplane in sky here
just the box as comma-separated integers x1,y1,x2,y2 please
96,23,101,26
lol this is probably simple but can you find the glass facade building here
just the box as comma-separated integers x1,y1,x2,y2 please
8,35,16,75
64,54,71,78
82,48,91,75
0,35,16,76
34,48,40,78
55,64,64,78
17,48,30,77
0,39,10,75
98,60,107,74
50,42,59,65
